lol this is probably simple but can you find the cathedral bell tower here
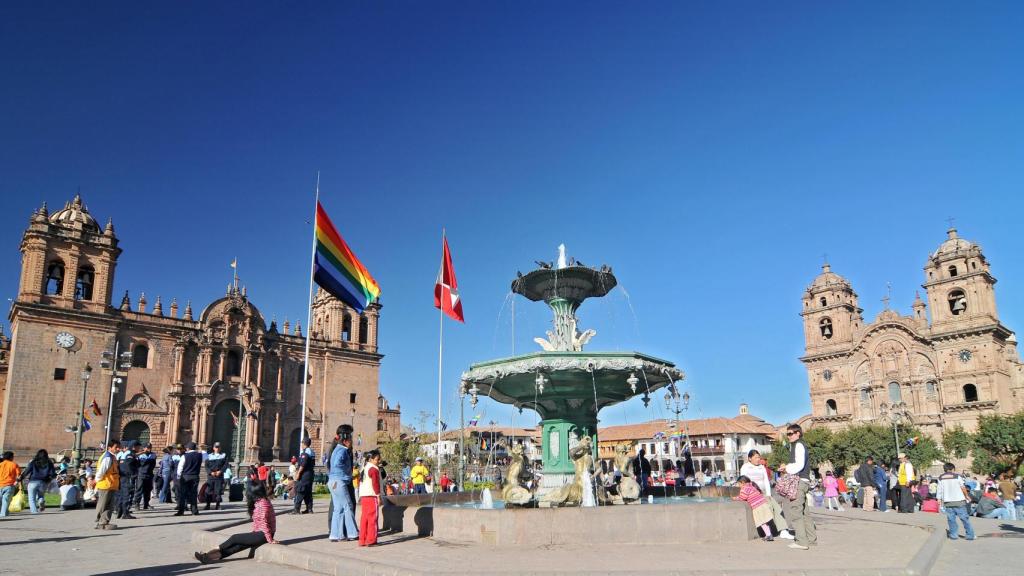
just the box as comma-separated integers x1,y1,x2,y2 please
17,195,121,314
922,228,998,330
801,263,863,353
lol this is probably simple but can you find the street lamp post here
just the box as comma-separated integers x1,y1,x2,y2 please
663,384,690,458
880,401,911,459
100,343,133,447
73,364,93,469
458,383,466,491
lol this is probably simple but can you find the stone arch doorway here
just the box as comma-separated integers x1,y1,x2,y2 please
123,420,150,447
287,427,311,461
212,400,246,463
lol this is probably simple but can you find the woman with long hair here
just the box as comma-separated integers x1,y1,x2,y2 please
195,481,279,564
21,449,55,514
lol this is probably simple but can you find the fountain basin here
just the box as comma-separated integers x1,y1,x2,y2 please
432,499,756,546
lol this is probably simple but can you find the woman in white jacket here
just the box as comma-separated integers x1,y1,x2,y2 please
739,449,793,539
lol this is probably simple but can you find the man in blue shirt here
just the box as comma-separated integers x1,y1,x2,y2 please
158,447,175,504
874,461,889,512
134,444,157,510
328,424,358,542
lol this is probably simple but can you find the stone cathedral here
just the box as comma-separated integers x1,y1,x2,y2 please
0,195,386,462
801,228,1024,440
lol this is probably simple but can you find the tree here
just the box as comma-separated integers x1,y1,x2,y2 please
941,425,974,459
767,424,944,474
971,412,1024,475
378,438,422,471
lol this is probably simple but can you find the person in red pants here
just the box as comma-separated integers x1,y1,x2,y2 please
358,450,382,546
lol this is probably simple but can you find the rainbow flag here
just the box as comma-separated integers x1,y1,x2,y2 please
314,202,381,312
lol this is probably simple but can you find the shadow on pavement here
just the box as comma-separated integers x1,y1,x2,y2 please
96,562,216,576
0,533,117,546
997,523,1024,534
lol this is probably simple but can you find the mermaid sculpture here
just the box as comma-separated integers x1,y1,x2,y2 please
502,443,534,506
539,436,595,507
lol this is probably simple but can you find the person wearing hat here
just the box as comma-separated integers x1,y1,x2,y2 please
135,443,157,510
410,457,430,495
175,442,204,516
293,437,315,514
205,442,227,510
328,424,358,541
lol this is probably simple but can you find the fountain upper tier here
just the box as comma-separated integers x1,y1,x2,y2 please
512,265,617,305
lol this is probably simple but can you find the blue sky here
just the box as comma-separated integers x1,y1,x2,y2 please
2,2,1022,432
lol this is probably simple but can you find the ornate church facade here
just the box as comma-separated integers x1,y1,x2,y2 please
1,195,390,462
801,228,1024,440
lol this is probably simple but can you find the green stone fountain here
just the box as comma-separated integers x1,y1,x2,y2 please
460,246,685,500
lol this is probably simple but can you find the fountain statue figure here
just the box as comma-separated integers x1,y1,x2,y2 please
501,443,534,507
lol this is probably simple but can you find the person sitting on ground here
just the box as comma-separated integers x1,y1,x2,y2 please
60,475,82,510
195,481,279,564
976,486,1011,520
83,475,98,502
733,475,775,541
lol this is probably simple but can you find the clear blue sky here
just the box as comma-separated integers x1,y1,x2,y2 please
2,2,1023,432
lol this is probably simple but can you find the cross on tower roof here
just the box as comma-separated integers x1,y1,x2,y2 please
946,217,956,230
881,281,892,309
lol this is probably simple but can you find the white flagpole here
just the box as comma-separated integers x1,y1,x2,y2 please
299,172,320,456
437,229,445,482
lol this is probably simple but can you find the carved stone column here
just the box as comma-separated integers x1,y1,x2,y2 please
173,344,185,383
197,396,212,445
272,410,281,458
246,400,263,462
167,393,182,445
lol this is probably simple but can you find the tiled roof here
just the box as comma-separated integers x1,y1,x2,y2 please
597,412,777,442
433,427,540,442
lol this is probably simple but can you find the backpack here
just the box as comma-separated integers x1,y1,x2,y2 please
775,473,801,501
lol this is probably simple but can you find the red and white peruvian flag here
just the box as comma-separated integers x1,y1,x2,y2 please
434,235,464,323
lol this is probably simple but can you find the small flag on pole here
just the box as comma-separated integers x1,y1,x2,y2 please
90,398,102,417
440,421,448,431
82,415,92,431
434,235,464,322
469,414,481,427
230,258,237,269
230,411,239,427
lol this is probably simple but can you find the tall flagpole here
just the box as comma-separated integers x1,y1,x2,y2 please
437,228,445,483
299,172,320,456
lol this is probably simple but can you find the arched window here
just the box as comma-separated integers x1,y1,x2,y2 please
131,344,149,368
226,349,241,377
45,260,65,295
948,265,958,278
359,316,369,344
948,290,967,315
888,382,902,403
342,315,352,341
377,419,386,431
819,297,827,307
825,399,838,415
860,388,870,405
75,265,94,300
926,381,937,396
963,384,978,403
971,261,978,270
819,317,833,339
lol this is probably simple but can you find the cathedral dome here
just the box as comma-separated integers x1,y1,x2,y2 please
931,228,977,259
809,263,850,290
49,194,100,233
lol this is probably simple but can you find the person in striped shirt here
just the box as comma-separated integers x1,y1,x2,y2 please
734,475,775,541
194,482,279,564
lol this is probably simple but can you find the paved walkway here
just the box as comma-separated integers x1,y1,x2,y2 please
193,504,1024,575
0,500,307,576
2,500,1021,575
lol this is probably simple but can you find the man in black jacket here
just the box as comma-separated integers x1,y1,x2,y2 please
205,442,228,510
854,456,878,510
134,444,157,510
293,437,315,514
174,442,203,516
116,443,139,520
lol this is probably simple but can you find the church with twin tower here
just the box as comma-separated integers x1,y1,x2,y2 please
800,227,1024,441
0,195,387,462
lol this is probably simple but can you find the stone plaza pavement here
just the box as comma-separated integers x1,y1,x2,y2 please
0,500,308,576
190,504,1022,576
2,500,1022,576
